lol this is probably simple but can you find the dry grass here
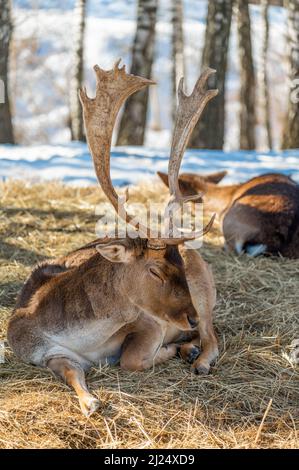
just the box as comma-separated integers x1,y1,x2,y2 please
0,179,298,449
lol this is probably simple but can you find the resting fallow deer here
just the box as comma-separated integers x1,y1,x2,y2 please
7,62,219,416
158,171,299,258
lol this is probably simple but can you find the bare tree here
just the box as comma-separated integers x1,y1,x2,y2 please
189,0,233,149
0,0,14,144
116,0,158,146
260,0,273,149
250,0,283,4
171,0,185,124
69,0,86,141
282,0,299,149
237,0,256,150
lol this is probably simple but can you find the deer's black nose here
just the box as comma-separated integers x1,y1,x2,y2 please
188,316,198,329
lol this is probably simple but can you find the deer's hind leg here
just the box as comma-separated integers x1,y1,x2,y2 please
47,357,100,417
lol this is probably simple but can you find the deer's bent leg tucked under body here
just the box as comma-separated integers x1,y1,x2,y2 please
47,357,100,417
120,315,178,371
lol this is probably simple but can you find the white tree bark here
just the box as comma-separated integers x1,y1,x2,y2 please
116,0,158,146
0,0,14,143
260,0,273,150
189,0,233,149
282,0,299,149
171,0,185,125
237,0,256,150
70,0,86,141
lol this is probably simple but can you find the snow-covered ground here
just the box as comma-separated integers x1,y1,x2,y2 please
10,0,288,150
1,144,298,187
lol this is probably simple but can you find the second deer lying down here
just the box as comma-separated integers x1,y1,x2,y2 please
158,171,299,258
8,62,219,416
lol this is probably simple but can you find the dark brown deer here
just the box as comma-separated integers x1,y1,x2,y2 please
158,171,299,258
7,62,219,416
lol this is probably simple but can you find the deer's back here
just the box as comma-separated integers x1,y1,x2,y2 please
223,174,299,257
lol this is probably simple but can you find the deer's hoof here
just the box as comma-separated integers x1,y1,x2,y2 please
178,343,201,364
186,345,201,364
80,395,100,417
191,363,210,375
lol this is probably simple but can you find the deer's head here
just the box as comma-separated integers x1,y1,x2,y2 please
79,60,218,331
96,239,197,330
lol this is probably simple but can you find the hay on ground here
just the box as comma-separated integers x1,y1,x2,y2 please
0,179,298,449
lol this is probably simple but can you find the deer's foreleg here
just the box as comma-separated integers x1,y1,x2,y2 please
178,295,219,375
47,357,100,417
180,324,219,375
180,247,219,375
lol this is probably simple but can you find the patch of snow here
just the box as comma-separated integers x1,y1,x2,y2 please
0,143,298,187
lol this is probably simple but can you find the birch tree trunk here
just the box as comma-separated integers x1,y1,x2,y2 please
237,0,256,150
282,0,299,149
260,0,273,149
171,0,185,125
189,0,233,149
116,0,158,146
0,0,14,144
70,0,86,142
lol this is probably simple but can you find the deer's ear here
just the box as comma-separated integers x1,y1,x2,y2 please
157,171,169,187
203,170,227,184
96,241,136,263
158,170,227,193
158,171,200,196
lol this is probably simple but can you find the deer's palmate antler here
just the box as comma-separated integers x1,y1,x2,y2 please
79,60,218,250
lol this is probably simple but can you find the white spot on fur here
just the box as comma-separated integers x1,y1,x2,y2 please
40,316,126,367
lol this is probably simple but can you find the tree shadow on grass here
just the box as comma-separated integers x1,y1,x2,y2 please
0,280,23,308
0,240,47,266
1,206,96,222
1,206,97,236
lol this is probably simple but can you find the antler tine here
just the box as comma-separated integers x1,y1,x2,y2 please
79,60,155,238
164,213,216,245
164,68,218,240
168,68,218,205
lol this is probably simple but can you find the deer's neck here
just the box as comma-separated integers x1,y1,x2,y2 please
203,184,240,214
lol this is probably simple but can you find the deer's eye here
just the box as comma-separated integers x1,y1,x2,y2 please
148,266,166,283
